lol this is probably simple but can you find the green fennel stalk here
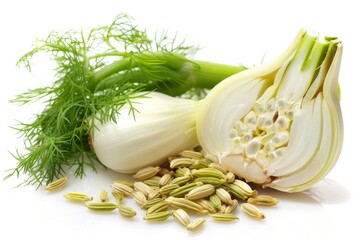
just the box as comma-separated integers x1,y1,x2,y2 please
8,14,245,186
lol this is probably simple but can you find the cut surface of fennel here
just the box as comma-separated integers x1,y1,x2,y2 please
197,29,343,192
91,92,199,173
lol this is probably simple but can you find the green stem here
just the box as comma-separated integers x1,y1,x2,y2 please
92,53,247,96
192,60,246,89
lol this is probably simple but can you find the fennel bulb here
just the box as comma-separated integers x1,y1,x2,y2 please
91,92,199,173
197,29,343,192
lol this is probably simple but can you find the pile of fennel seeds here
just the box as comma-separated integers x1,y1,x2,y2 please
46,150,278,231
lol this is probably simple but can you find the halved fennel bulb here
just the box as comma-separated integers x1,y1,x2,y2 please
197,29,343,192
91,92,199,173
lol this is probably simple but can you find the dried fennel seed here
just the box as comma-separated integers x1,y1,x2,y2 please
100,189,108,202
64,192,93,202
147,201,170,214
180,150,204,159
133,191,147,206
166,197,208,214
112,192,124,204
210,213,239,221
209,194,222,210
141,198,164,210
118,205,137,218
225,183,248,200
247,195,279,206
169,175,192,186
193,177,225,187
185,184,215,200
169,182,203,197
143,179,160,187
159,184,180,196
134,182,154,196
191,168,226,179
44,176,68,191
159,173,173,187
86,202,118,211
232,179,257,197
170,158,195,169
112,182,134,197
143,211,173,221
187,218,206,231
215,188,234,206
241,203,265,220
173,209,191,227
132,166,161,181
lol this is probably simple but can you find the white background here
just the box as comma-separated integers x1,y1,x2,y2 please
0,0,358,239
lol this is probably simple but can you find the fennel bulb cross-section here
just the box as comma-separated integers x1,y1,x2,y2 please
91,92,199,173
197,29,344,192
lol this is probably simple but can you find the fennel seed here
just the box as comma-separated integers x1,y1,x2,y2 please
210,213,239,221
215,188,234,206
185,184,215,200
169,182,203,197
191,168,226,179
224,200,238,214
143,211,173,221
232,179,257,197
111,192,124,204
209,194,222,210
159,173,173,187
247,195,279,206
241,203,265,220
169,158,195,169
86,202,118,211
180,150,203,159
100,189,108,202
132,166,161,181
193,177,225,187
44,176,68,191
133,182,154,196
166,197,208,214
147,201,170,214
187,218,206,231
169,175,192,186
118,205,137,218
111,182,135,197
159,184,180,196
173,209,191,227
64,192,93,202
141,198,164,210
133,191,147,206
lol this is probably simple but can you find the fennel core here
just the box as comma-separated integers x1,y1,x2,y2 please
8,14,245,186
